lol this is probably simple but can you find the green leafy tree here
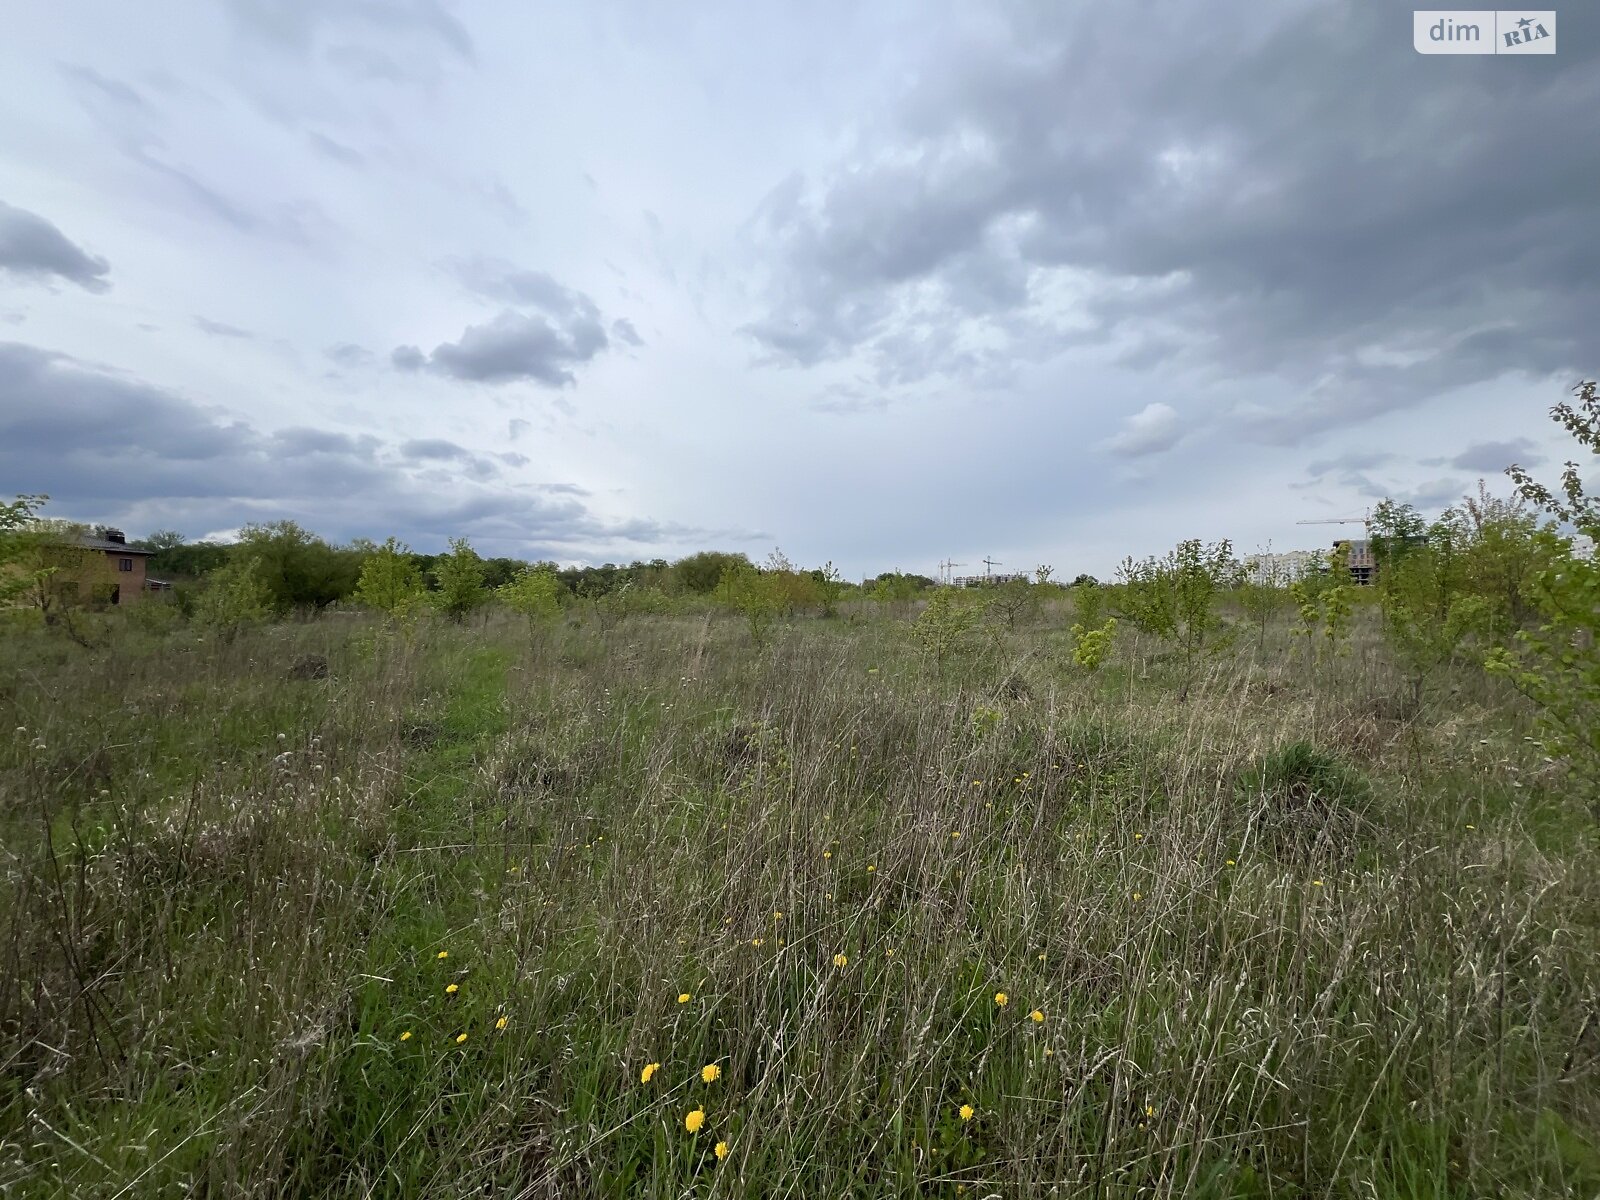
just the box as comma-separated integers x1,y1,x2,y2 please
810,562,846,617
1238,546,1294,651
988,576,1040,629
911,587,988,663
353,537,427,619
1116,538,1241,700
1287,547,1354,662
498,563,564,627
672,551,752,595
433,537,489,622
1373,503,1489,708
0,494,52,609
1490,380,1600,815
234,521,361,611
714,560,786,645
194,556,272,641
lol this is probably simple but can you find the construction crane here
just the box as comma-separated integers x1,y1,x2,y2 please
937,559,965,585
982,555,1003,579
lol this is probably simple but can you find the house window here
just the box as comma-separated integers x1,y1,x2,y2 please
119,558,133,572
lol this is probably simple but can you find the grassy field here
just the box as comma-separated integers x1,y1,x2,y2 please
1,602,1597,1197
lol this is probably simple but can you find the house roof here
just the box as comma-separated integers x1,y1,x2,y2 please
73,535,154,555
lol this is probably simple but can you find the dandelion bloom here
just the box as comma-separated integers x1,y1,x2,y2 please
1145,1104,1155,1117
1030,1010,1044,1023
715,1140,729,1160
1226,859,1236,866
678,993,692,1004
1312,879,1324,887
445,983,459,994
959,1104,975,1121
885,948,896,957
495,1015,508,1030
436,951,449,960
950,831,961,839
867,864,876,872
456,1032,468,1044
752,938,765,947
1132,892,1142,902
685,1108,706,1133
399,1030,412,1041
823,850,832,859
773,911,783,920
701,1063,721,1083
994,992,1008,1007
641,1062,660,1083
833,953,848,967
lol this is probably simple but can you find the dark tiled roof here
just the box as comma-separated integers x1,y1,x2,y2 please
74,536,154,555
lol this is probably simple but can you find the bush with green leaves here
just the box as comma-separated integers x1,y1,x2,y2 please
910,587,988,663
1116,538,1241,700
1069,617,1117,671
1287,548,1353,661
714,561,787,645
193,556,273,641
498,564,564,627
353,537,427,620
1490,379,1600,815
432,537,489,623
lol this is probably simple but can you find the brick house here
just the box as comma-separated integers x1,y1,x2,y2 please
72,529,169,604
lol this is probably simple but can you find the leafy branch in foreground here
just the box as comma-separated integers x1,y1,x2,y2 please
1490,379,1600,815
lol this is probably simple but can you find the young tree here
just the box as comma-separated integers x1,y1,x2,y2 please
911,587,988,664
353,537,427,620
499,563,564,626
433,537,489,622
1116,538,1241,700
0,494,52,609
194,556,272,641
714,560,784,644
1490,380,1600,815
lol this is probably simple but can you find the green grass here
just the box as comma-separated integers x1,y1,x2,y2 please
1,604,1596,1197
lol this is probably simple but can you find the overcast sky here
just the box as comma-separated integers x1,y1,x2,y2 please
2,1,1595,578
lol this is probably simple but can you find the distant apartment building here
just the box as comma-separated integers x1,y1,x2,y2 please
1243,549,1321,584
1573,533,1596,561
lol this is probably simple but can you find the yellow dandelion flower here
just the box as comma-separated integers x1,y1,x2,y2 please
994,992,1008,1007
886,948,896,957
773,911,783,920
455,1032,468,1044
399,1030,412,1041
495,1015,508,1030
1037,952,1046,961
715,1140,729,1160
1312,879,1324,887
1226,859,1236,866
752,938,765,947
1044,1047,1054,1057
959,1104,975,1121
685,1108,706,1133
1145,1104,1155,1117
833,953,848,967
867,864,876,872
950,831,961,839
436,951,449,960
445,983,459,994
701,1063,721,1083
1134,832,1144,840
641,1062,660,1083
823,850,832,859
971,780,981,787
1030,1009,1044,1023
1132,892,1142,901
678,993,692,1004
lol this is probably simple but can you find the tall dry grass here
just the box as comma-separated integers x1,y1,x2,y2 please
0,604,1595,1197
